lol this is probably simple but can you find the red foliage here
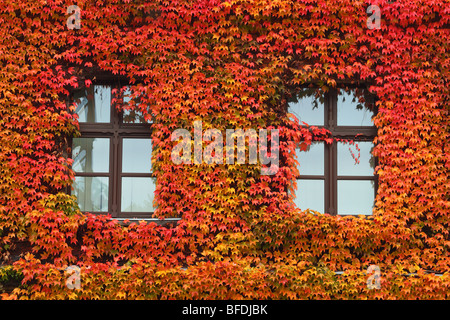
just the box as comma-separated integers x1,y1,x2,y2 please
0,0,448,299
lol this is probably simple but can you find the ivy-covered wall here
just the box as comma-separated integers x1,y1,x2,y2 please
0,0,448,299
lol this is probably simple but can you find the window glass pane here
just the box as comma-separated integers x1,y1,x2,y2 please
74,85,111,123
123,109,149,124
122,139,152,173
338,180,374,215
122,87,150,124
294,179,324,213
289,95,324,126
296,142,324,176
338,141,374,176
72,138,109,173
337,91,373,126
73,176,109,212
121,177,156,212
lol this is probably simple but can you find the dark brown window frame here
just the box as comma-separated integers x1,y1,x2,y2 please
70,82,157,219
294,88,378,216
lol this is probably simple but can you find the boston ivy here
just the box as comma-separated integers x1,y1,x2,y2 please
0,0,448,299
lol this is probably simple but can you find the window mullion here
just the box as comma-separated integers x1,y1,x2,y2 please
110,96,121,218
324,143,331,214
325,91,338,215
331,143,338,215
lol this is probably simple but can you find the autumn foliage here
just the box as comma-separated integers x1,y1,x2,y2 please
0,0,449,299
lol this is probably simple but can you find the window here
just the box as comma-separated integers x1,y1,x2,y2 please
71,84,156,218
289,88,377,215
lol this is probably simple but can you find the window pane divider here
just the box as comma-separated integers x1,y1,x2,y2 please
73,174,110,178
121,173,153,177
337,176,376,180
297,175,325,179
